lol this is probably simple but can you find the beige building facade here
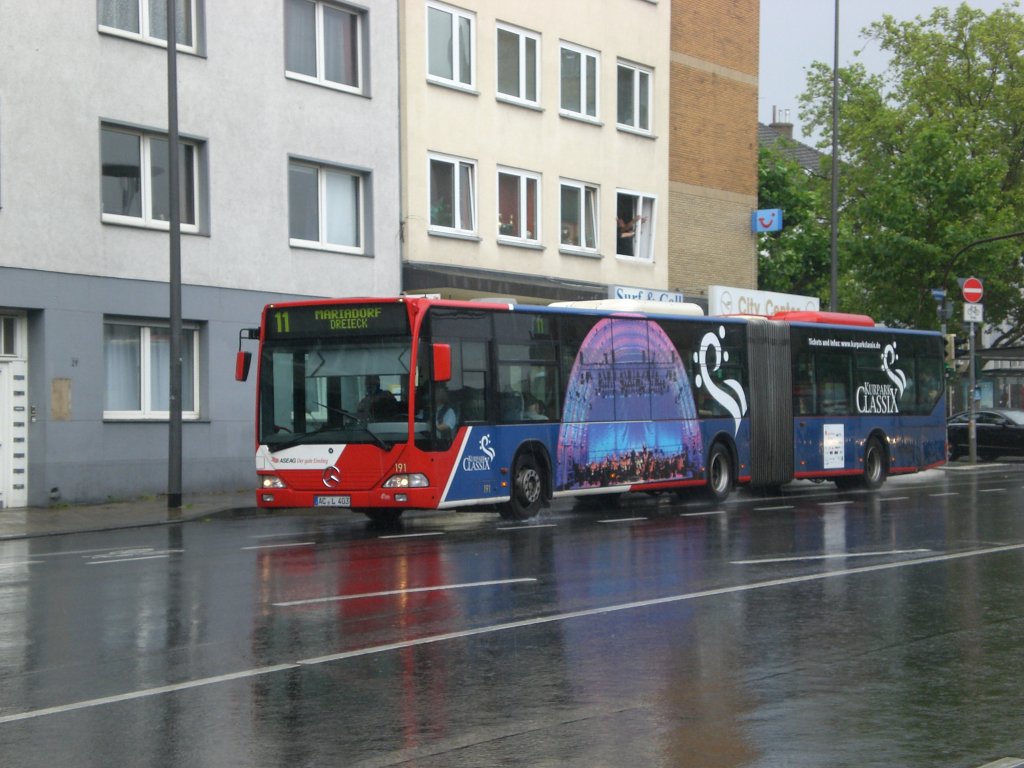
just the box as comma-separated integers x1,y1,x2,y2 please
400,0,674,303
668,0,760,301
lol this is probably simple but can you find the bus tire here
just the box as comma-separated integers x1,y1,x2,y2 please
501,452,545,521
705,442,734,503
862,437,887,490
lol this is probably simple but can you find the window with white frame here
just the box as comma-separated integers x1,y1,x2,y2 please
497,168,540,242
496,23,539,105
101,125,200,232
560,42,599,120
429,154,476,233
560,180,598,252
104,320,199,419
617,61,652,133
289,160,364,253
427,1,475,89
285,0,363,93
98,0,198,51
615,191,656,261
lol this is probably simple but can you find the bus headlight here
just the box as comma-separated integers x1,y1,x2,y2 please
261,475,287,489
383,474,429,489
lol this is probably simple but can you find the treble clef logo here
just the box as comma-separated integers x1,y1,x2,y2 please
881,343,907,397
694,325,748,435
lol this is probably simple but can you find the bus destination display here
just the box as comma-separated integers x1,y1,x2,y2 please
265,303,409,338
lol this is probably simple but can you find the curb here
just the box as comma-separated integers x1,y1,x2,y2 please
0,505,256,542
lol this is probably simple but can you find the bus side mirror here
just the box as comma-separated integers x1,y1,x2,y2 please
432,343,452,382
235,350,252,382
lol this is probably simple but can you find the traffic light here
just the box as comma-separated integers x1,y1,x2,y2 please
944,334,956,363
955,335,970,358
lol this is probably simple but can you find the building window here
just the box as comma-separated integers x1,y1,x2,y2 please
617,61,652,133
101,125,200,232
497,168,539,242
98,0,198,51
496,23,539,106
0,316,19,357
560,180,598,252
285,0,363,93
427,1,475,90
560,42,598,120
104,321,199,419
616,191,656,261
429,153,476,233
288,160,364,253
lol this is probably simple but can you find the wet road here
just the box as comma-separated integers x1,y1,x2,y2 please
2,467,1024,767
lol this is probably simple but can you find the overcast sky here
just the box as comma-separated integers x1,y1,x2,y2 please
758,0,1013,143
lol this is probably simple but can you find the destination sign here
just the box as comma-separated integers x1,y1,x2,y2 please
265,303,409,338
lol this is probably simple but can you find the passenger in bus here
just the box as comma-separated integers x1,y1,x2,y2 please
358,375,397,418
435,384,458,441
524,400,547,420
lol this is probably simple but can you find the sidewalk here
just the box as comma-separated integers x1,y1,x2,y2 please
0,489,257,541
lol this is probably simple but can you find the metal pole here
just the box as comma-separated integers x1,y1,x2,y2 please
829,0,840,311
167,0,183,509
968,322,977,464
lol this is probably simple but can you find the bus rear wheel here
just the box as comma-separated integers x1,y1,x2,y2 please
705,443,734,503
862,437,887,489
500,452,545,521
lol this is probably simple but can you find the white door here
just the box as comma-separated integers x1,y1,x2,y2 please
0,313,29,509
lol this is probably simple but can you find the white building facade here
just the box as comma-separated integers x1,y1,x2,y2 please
0,0,401,506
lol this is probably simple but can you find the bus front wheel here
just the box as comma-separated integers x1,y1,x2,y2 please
500,452,545,521
363,509,403,526
705,443,734,503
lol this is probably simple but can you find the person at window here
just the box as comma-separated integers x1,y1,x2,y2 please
435,384,458,440
616,213,646,255
358,375,396,418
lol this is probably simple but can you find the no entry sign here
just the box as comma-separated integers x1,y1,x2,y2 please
962,276,983,303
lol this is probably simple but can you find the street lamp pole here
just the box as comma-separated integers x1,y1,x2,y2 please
829,0,840,311
167,0,183,510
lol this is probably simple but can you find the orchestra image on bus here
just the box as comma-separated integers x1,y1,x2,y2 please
235,296,947,523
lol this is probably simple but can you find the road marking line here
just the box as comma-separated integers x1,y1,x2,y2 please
819,501,852,507
731,548,931,565
497,524,558,530
980,488,1006,493
240,542,315,551
377,532,445,540
86,554,172,565
752,505,793,511
598,517,647,524
273,578,539,607
0,561,42,569
0,665,299,724
680,510,726,517
5,542,1023,725
878,496,909,502
930,492,959,497
252,532,308,540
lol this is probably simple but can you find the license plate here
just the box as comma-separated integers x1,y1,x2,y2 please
314,495,351,507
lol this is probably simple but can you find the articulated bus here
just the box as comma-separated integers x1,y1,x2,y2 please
236,297,947,523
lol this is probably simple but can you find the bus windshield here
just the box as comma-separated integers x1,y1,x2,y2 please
258,336,413,450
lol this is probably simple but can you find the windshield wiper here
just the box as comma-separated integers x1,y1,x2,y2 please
312,401,391,450
267,423,341,453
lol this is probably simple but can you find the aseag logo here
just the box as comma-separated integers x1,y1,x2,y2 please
856,343,906,415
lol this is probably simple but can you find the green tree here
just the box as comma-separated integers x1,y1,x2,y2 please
799,2,1024,341
757,144,831,300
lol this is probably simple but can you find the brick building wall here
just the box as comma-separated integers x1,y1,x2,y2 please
669,0,759,300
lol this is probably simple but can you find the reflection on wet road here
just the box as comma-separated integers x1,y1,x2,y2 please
2,467,1024,767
